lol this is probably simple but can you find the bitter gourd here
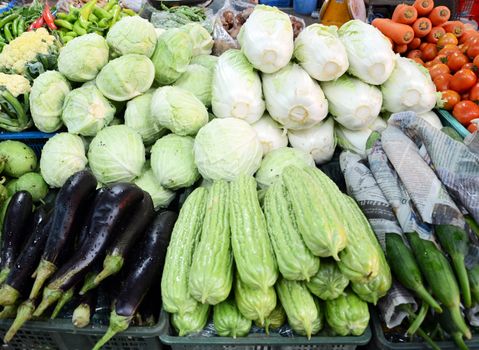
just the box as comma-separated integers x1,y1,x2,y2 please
235,275,276,326
254,303,286,334
213,299,251,338
307,259,349,301
263,179,320,281
161,188,207,315
189,180,233,305
325,290,369,336
171,302,210,336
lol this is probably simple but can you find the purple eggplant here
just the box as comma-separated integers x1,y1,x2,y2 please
92,211,178,350
29,170,97,299
0,191,33,283
33,183,144,317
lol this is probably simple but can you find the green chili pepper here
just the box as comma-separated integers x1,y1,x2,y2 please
98,18,110,28
122,8,136,16
56,12,69,20
11,17,18,37
94,30,102,36
80,0,97,21
103,0,118,12
110,5,121,26
62,35,74,43
89,13,99,23
66,31,78,37
73,20,87,35
4,23,13,42
93,6,112,19
78,15,89,29
0,13,19,29
59,11,77,22
54,19,73,30
16,17,24,36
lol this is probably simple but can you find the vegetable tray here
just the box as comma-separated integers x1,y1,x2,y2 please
435,109,471,139
370,311,479,350
0,131,55,157
0,315,165,350
159,310,372,350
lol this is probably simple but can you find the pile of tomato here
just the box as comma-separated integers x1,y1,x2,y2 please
407,29,479,132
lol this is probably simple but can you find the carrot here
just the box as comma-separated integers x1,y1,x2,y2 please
395,43,409,54
428,6,450,26
412,17,432,37
426,26,446,43
371,18,415,45
392,4,418,24
408,37,422,50
442,21,465,37
414,0,434,16
407,49,423,58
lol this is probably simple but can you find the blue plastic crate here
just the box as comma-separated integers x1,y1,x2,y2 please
0,131,56,157
435,109,471,139
259,0,292,7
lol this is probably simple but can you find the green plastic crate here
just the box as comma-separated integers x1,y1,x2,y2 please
435,109,471,139
370,311,479,350
159,309,371,350
0,315,164,350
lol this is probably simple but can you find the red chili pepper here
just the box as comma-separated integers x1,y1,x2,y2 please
28,16,45,31
42,4,57,30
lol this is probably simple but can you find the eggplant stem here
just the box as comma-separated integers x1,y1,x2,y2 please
33,287,62,317
452,332,469,350
0,267,10,284
448,306,471,340
72,303,91,328
30,259,57,300
4,300,35,343
414,285,442,313
0,303,18,319
51,287,74,319
79,271,100,295
407,303,429,336
91,254,124,289
452,255,472,308
416,328,440,350
0,284,20,306
92,309,131,350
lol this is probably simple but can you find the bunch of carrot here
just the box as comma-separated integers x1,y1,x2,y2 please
371,0,464,55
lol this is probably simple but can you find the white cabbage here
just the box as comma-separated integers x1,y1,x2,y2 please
181,23,214,56
321,74,382,130
336,116,387,158
255,147,315,189
338,20,396,85
251,114,288,155
262,63,328,130
151,134,199,190
417,111,443,130
294,24,349,81
382,56,438,114
173,64,213,107
237,5,294,73
40,133,87,188
212,49,265,124
288,117,336,164
88,125,145,184
194,118,263,181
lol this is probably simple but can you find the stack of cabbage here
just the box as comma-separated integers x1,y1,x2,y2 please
161,159,390,338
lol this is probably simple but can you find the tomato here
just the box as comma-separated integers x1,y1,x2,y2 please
474,55,479,68
432,54,448,65
462,62,476,71
433,73,452,91
422,43,438,62
453,100,479,125
447,52,469,72
462,92,470,100
420,42,428,51
429,63,450,79
468,123,478,132
438,45,460,57
407,50,422,59
450,69,478,93
467,42,479,59
438,33,459,48
410,57,425,66
441,90,461,110
470,83,479,102
458,43,469,54
425,60,436,68
460,30,479,44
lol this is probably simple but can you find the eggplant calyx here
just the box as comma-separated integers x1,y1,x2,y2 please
0,267,10,285
30,259,57,300
92,254,124,288
92,309,132,350
0,284,20,306
72,303,91,328
51,287,75,319
4,300,35,343
33,287,62,317
0,303,18,319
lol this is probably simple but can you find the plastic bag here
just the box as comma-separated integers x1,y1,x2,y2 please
149,4,213,32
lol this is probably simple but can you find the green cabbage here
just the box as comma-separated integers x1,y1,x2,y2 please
58,33,109,82
173,64,213,107
40,133,88,188
30,71,71,133
62,84,116,136
194,118,263,181
96,54,155,102
150,134,199,190
134,164,176,210
106,16,158,57
151,86,208,136
191,54,218,71
180,23,213,56
88,125,145,184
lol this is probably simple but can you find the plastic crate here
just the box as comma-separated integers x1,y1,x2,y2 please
370,311,479,350
0,314,165,350
0,131,56,157
435,108,471,139
159,310,372,350
259,0,292,7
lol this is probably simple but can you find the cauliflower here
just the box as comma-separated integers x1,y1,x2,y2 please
0,28,58,77
0,73,31,97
